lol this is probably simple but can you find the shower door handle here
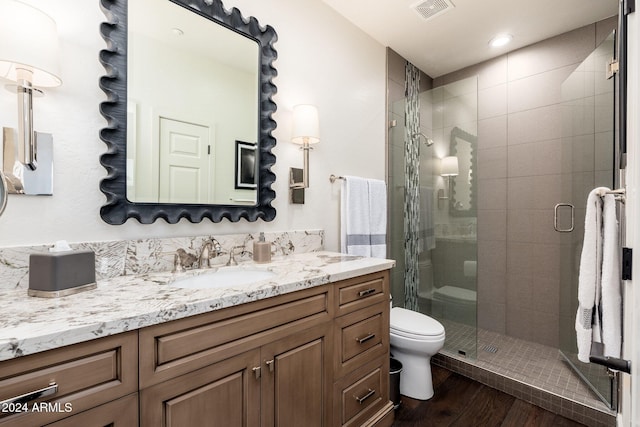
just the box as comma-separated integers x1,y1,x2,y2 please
554,203,574,233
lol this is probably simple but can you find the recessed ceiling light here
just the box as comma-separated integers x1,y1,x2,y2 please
489,34,513,48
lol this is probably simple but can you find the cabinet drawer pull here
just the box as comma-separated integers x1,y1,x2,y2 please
252,366,261,379
358,288,376,297
355,388,376,404
265,359,274,372
356,333,376,344
0,382,58,408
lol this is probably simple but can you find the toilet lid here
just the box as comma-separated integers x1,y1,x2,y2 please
390,307,445,337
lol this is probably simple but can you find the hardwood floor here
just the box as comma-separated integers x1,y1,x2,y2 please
392,366,587,427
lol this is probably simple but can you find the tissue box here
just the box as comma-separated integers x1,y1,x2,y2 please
28,251,96,298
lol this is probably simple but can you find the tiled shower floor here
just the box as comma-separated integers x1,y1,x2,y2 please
432,320,616,427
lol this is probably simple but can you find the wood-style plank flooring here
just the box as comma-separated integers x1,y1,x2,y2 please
392,366,587,427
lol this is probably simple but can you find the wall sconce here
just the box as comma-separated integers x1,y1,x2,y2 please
289,104,319,204
0,0,61,196
438,156,459,208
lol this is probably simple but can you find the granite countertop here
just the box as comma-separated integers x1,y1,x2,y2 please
0,251,394,362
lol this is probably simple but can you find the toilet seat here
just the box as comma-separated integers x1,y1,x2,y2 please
390,307,445,338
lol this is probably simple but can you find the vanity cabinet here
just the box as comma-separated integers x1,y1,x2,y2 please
1,268,393,426
139,285,333,426
0,332,138,427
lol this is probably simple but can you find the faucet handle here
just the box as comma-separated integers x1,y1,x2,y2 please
226,245,244,266
211,238,222,256
173,253,185,273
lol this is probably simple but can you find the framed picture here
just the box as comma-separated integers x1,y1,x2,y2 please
235,141,257,189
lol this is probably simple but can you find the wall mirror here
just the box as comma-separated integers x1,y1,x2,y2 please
449,126,477,217
99,0,277,224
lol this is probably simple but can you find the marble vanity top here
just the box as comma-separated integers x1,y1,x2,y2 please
0,251,394,361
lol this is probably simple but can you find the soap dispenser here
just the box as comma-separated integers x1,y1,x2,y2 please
253,232,271,263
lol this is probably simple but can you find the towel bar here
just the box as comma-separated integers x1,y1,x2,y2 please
329,174,345,183
605,188,626,203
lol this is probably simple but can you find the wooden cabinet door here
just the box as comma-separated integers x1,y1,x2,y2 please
260,323,332,427
140,349,261,427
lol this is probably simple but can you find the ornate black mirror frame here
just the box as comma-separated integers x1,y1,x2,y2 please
98,0,277,224
449,126,477,217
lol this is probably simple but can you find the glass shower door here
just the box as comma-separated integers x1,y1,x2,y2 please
419,78,478,359
558,31,617,409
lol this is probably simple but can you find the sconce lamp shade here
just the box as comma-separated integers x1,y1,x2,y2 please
291,104,320,145
441,156,459,176
0,0,62,87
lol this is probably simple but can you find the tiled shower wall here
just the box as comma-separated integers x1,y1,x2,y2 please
433,17,617,347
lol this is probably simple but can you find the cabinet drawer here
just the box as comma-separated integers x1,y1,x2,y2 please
140,285,331,387
0,332,138,427
342,312,382,362
334,301,388,378
333,360,388,427
44,393,138,427
335,272,389,316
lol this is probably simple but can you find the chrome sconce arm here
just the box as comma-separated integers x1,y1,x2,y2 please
290,140,312,190
14,75,40,171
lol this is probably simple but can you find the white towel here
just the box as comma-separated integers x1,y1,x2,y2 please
368,178,387,258
341,176,369,256
601,193,622,358
576,188,605,363
575,187,622,363
340,176,387,258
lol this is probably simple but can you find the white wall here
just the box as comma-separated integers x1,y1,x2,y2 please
0,0,387,251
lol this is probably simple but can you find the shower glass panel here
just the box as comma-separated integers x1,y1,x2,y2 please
558,31,616,409
388,77,478,360
389,97,408,306
419,77,478,359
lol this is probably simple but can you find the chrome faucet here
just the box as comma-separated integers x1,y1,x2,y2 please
199,239,222,268
226,246,244,266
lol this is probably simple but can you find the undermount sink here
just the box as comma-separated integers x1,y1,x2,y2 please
169,267,277,290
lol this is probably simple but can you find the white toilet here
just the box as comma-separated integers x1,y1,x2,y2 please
389,307,445,400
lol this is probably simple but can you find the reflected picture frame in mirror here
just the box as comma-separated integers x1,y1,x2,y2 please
99,0,278,224
234,140,257,190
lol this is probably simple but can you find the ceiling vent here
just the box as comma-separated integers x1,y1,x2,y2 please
411,0,455,21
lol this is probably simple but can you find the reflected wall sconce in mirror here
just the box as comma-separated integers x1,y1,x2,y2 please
0,0,60,197
438,156,458,208
289,104,319,204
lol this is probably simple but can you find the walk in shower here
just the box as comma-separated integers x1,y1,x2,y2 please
388,17,619,418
